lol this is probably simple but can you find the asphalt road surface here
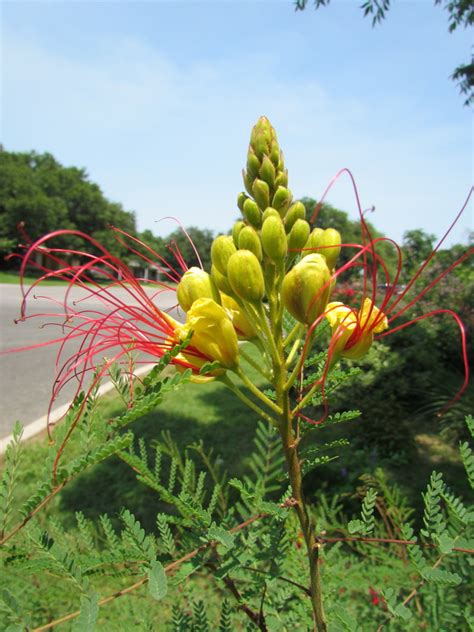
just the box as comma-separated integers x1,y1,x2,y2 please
0,283,180,439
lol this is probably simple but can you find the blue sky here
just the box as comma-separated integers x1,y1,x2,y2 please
2,0,472,246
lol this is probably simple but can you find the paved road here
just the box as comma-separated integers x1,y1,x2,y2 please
0,283,180,439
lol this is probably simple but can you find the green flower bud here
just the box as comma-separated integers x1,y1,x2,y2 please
288,219,310,253
255,115,273,138
211,235,237,276
242,170,253,196
177,267,221,313
246,148,260,179
232,220,245,247
252,178,270,211
237,192,249,213
284,201,306,233
270,141,280,167
238,226,263,260
261,215,288,262
274,169,288,188
305,227,324,254
320,228,342,269
306,227,342,269
282,254,331,325
259,155,276,189
250,117,273,157
272,186,292,216
211,264,234,296
262,207,281,222
227,250,265,303
252,130,270,158
243,198,262,228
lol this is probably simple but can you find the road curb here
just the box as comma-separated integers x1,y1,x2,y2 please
0,364,154,455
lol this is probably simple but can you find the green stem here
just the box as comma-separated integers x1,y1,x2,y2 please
251,338,273,373
268,285,327,630
255,303,280,365
285,359,302,392
220,375,278,427
239,345,272,381
235,367,282,416
233,254,327,628
285,336,302,368
274,361,327,631
231,296,273,369
292,349,338,414
292,380,322,415
283,321,303,348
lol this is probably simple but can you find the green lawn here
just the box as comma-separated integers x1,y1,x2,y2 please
0,271,68,285
0,270,177,289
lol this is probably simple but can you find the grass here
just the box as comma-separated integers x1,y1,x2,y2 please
0,271,68,285
0,270,177,289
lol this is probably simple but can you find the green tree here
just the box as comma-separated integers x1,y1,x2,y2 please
0,150,137,264
164,226,215,271
295,0,474,106
402,228,437,278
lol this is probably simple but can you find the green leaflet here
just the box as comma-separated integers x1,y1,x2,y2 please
348,488,377,536
206,522,235,549
147,561,167,601
72,593,99,632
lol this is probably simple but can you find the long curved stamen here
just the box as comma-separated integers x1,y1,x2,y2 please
387,248,473,323
385,187,473,317
309,167,378,303
5,228,220,467
158,216,204,270
377,308,469,411
110,226,186,284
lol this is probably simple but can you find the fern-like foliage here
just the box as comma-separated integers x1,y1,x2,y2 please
117,436,220,530
348,488,378,536
1,359,472,632
460,414,474,489
0,422,23,539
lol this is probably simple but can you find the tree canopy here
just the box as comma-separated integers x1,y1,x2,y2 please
0,149,218,273
0,150,137,260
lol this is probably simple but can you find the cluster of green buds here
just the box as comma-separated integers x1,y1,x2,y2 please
175,116,349,381
209,116,343,327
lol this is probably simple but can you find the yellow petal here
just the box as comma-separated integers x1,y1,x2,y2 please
182,298,239,368
359,298,389,333
325,302,357,329
221,294,258,339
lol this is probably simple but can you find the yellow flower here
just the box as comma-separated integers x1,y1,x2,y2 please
325,298,388,360
179,298,239,369
221,294,258,340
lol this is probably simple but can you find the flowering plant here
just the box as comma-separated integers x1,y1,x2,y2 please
1,117,472,631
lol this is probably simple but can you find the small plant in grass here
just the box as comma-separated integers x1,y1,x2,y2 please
1,118,472,630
